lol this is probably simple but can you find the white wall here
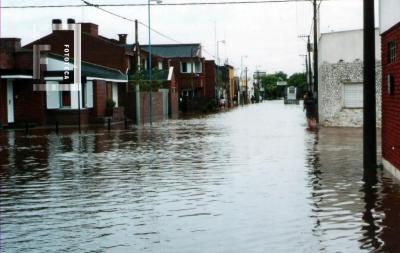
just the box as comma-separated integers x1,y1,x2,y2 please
380,0,400,34
46,81,93,109
86,81,94,108
112,83,119,107
318,29,381,66
46,81,60,109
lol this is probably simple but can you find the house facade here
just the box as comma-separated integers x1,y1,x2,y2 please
0,37,128,127
380,0,400,180
1,19,178,127
140,44,219,112
318,29,382,127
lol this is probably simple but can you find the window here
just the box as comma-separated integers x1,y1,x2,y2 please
344,83,363,108
158,61,163,70
61,90,71,107
389,40,397,64
194,62,202,73
181,62,202,73
181,62,189,73
388,74,395,96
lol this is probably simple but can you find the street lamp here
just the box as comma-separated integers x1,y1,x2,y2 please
148,0,162,126
215,40,225,102
216,40,225,66
240,55,248,105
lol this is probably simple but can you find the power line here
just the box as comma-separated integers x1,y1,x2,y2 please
82,0,218,59
82,0,182,44
2,0,338,9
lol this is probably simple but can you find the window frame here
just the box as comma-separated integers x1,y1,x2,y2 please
388,40,397,64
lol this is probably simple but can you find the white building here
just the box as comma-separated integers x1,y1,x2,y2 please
318,29,382,127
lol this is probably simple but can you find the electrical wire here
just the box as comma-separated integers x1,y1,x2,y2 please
2,0,336,9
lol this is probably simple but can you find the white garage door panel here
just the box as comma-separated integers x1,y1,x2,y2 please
344,83,363,108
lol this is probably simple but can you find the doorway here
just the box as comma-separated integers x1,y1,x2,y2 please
7,80,15,124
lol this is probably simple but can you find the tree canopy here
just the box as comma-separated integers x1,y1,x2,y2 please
261,71,307,100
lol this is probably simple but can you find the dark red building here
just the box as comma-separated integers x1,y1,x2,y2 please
140,44,218,111
381,14,400,179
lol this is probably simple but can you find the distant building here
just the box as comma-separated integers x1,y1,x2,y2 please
139,44,218,111
253,71,266,101
318,29,382,127
380,0,400,181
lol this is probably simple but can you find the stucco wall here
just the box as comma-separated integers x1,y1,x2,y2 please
318,61,382,127
319,29,381,65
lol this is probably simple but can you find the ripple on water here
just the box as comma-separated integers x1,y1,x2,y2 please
1,101,400,253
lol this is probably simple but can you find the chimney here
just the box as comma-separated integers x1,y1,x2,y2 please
81,23,98,36
67,18,76,30
52,19,62,31
0,38,21,52
118,34,127,44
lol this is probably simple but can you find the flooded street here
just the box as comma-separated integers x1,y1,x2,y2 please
1,101,400,253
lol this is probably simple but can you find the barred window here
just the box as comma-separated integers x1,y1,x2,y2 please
389,40,397,64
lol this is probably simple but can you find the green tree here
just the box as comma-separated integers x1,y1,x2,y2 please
261,71,288,100
288,72,307,90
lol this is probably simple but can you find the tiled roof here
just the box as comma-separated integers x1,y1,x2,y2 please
138,44,202,58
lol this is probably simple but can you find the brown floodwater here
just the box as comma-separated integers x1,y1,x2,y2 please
1,101,399,253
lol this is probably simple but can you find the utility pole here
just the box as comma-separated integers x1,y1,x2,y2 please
135,20,140,72
298,35,313,92
313,0,319,121
191,48,194,98
134,19,141,125
363,0,377,169
305,57,309,90
148,0,153,126
307,36,313,92
245,67,248,104
300,54,309,92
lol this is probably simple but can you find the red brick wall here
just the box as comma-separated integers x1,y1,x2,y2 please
13,79,46,125
46,109,90,125
382,22,400,170
24,30,129,73
139,91,164,124
0,53,15,69
169,90,179,119
204,60,217,100
170,58,207,96
93,80,107,118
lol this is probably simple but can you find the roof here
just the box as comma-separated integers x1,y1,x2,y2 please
320,27,380,37
0,53,127,82
46,53,127,81
138,44,202,58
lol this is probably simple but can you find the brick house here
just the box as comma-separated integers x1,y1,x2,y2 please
1,19,179,127
139,44,218,112
380,0,400,180
0,37,128,127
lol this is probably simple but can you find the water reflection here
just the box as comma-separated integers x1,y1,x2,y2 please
306,127,400,253
1,101,400,253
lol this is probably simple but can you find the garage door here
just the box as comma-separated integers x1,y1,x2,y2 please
344,83,363,108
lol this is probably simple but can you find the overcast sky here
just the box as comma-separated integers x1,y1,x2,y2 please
1,0,379,76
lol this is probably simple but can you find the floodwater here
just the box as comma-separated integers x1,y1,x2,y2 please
1,101,400,253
